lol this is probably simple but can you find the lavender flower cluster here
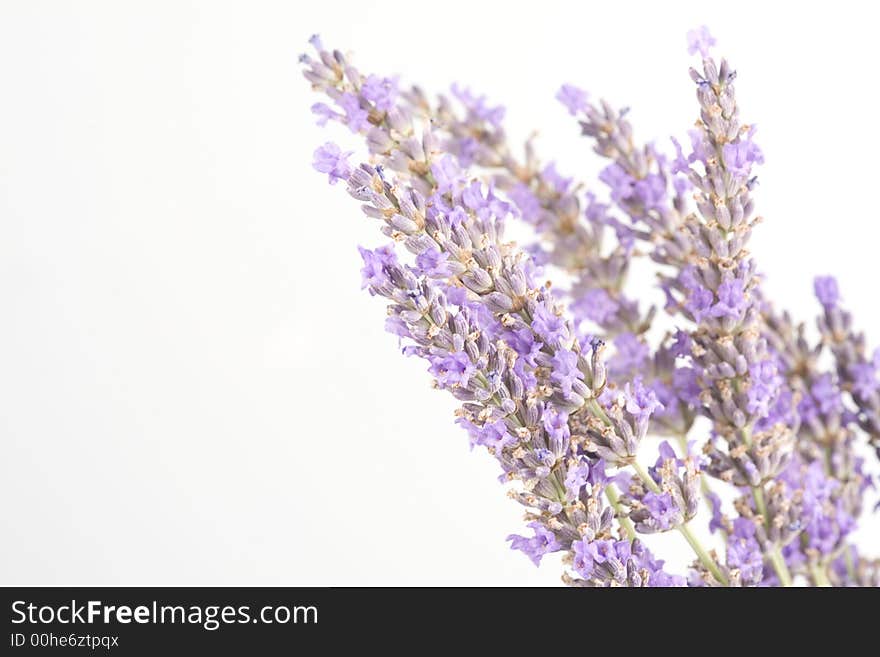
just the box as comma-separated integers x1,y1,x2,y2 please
301,28,878,586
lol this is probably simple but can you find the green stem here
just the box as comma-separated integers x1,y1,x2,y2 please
678,522,727,586
631,460,660,493
604,485,636,541
767,548,793,586
809,563,832,588
844,547,856,582
751,485,767,516
586,398,612,426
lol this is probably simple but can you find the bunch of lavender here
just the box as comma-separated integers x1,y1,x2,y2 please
301,28,879,586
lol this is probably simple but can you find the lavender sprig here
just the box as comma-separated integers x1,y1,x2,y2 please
815,276,880,453
301,30,878,586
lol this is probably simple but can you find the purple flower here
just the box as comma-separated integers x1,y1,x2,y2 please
503,327,543,367
564,459,591,501
642,491,678,530
633,174,666,210
361,74,399,112
673,176,692,197
550,349,583,398
415,248,453,278
654,440,677,469
608,332,650,377
337,92,370,132
543,407,570,449
461,181,488,211
599,163,635,203
310,101,339,126
848,361,879,398
755,385,797,432
507,184,542,225
513,357,538,392
572,538,630,579
584,192,611,225
507,521,561,566
531,304,568,345
672,366,702,407
687,128,713,164
468,418,514,454
669,329,692,358
684,284,713,322
452,84,505,127
599,539,631,564
312,142,353,184
466,302,502,340
624,377,664,423
710,277,748,321
572,288,620,326
430,156,462,194
706,492,724,534
447,206,468,228
648,380,678,421
814,276,839,308
571,538,598,578
556,84,589,115
686,25,716,57
358,245,398,293
428,351,476,388
450,136,480,167
587,459,614,490
443,284,469,306
726,518,764,585
779,458,854,557
670,137,690,174
385,315,410,338
747,359,782,418
810,374,844,417
722,138,764,177
541,163,572,193
624,381,664,423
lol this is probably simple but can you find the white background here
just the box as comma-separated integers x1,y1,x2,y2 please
2,1,878,585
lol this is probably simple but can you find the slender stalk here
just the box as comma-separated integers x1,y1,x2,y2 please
586,398,612,426
809,563,832,588
751,484,766,515
844,547,856,582
766,549,793,586
604,485,636,540
631,460,660,494
678,523,727,586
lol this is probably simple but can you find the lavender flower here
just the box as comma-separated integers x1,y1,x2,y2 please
686,25,716,57
312,142,352,184
814,276,840,309
556,84,590,116
302,29,879,587
508,522,561,566
722,134,764,177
